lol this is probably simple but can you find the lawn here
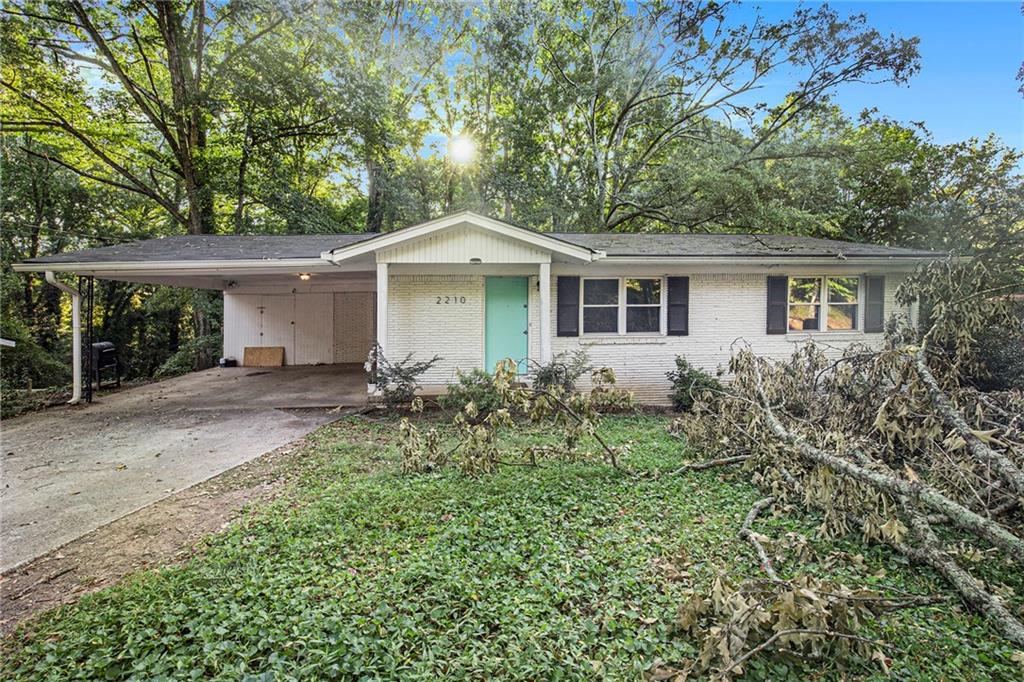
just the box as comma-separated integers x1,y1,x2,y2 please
3,414,1020,680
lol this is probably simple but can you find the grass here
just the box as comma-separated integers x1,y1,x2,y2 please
3,414,1021,680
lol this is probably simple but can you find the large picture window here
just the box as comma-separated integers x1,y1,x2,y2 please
787,276,860,332
581,277,664,334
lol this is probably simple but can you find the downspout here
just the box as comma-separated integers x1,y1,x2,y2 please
44,271,82,404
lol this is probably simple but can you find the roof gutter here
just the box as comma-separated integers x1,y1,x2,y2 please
595,255,941,266
12,258,332,273
44,272,82,404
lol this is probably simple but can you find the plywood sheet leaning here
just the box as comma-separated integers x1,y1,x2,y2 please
243,346,285,367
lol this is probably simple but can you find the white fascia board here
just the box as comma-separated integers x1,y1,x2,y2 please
322,210,598,263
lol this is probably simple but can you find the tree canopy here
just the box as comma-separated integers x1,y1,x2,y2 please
2,0,1021,388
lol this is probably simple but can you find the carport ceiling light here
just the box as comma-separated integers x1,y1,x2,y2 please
298,273,311,280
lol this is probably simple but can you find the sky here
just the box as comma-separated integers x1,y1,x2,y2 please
743,1,1023,148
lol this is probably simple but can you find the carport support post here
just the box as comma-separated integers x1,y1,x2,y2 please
376,261,388,359
538,262,551,365
44,271,82,404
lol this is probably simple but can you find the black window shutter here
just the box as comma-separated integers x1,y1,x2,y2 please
556,276,580,337
667,276,689,336
864,275,885,332
766,276,788,335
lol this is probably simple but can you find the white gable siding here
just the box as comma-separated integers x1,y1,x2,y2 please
379,225,551,264
550,271,910,405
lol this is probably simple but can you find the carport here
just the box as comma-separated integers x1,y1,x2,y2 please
12,233,383,404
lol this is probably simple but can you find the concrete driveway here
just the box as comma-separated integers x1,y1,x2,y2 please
1,365,366,571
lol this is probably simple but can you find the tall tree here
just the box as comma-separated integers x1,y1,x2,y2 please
2,0,311,234
531,0,919,231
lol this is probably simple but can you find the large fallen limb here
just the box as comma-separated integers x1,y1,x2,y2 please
895,511,1024,647
911,343,1024,498
749,364,1024,563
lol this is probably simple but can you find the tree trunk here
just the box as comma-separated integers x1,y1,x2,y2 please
365,155,385,233
234,120,252,233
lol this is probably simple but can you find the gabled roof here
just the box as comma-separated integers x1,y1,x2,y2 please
13,212,945,273
321,211,600,263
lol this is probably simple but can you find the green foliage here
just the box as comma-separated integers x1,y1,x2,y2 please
897,259,1024,375
438,368,504,416
531,349,592,392
155,335,223,379
0,320,68,389
666,356,723,412
402,360,635,476
367,343,441,407
3,416,1020,680
971,325,1024,391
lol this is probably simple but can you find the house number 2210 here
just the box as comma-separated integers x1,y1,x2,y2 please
436,295,467,304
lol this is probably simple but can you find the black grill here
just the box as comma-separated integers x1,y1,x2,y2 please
90,341,121,390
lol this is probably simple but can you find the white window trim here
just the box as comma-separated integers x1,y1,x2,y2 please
787,275,864,333
581,276,666,336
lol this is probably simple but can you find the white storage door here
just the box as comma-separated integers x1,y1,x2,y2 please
294,293,334,365
334,292,375,363
223,294,262,361
258,294,295,364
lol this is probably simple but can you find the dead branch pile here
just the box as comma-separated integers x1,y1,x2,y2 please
667,260,1024,676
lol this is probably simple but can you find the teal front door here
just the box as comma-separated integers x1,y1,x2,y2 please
485,277,529,373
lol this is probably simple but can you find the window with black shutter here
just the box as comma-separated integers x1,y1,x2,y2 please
556,276,580,337
766,276,788,334
667,277,689,336
864,276,885,333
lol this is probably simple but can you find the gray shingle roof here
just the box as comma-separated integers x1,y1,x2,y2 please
22,234,377,264
548,232,942,258
21,230,942,265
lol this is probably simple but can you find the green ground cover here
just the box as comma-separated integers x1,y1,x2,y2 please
3,414,1020,680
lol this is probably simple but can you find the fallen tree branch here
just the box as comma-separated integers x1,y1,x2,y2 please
672,454,750,474
910,341,1024,498
739,496,778,581
750,362,1024,563
712,628,883,681
894,510,1024,647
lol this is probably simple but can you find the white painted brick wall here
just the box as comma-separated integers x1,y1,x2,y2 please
383,269,910,404
388,274,486,385
551,272,910,405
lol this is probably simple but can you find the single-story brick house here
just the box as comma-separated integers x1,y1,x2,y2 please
14,211,942,404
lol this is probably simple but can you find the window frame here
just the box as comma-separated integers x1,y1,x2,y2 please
580,276,666,336
786,275,863,333
824,275,861,332
580,277,620,334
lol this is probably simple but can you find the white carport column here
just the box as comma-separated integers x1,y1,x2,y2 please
44,272,82,404
538,261,552,365
376,261,389,359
